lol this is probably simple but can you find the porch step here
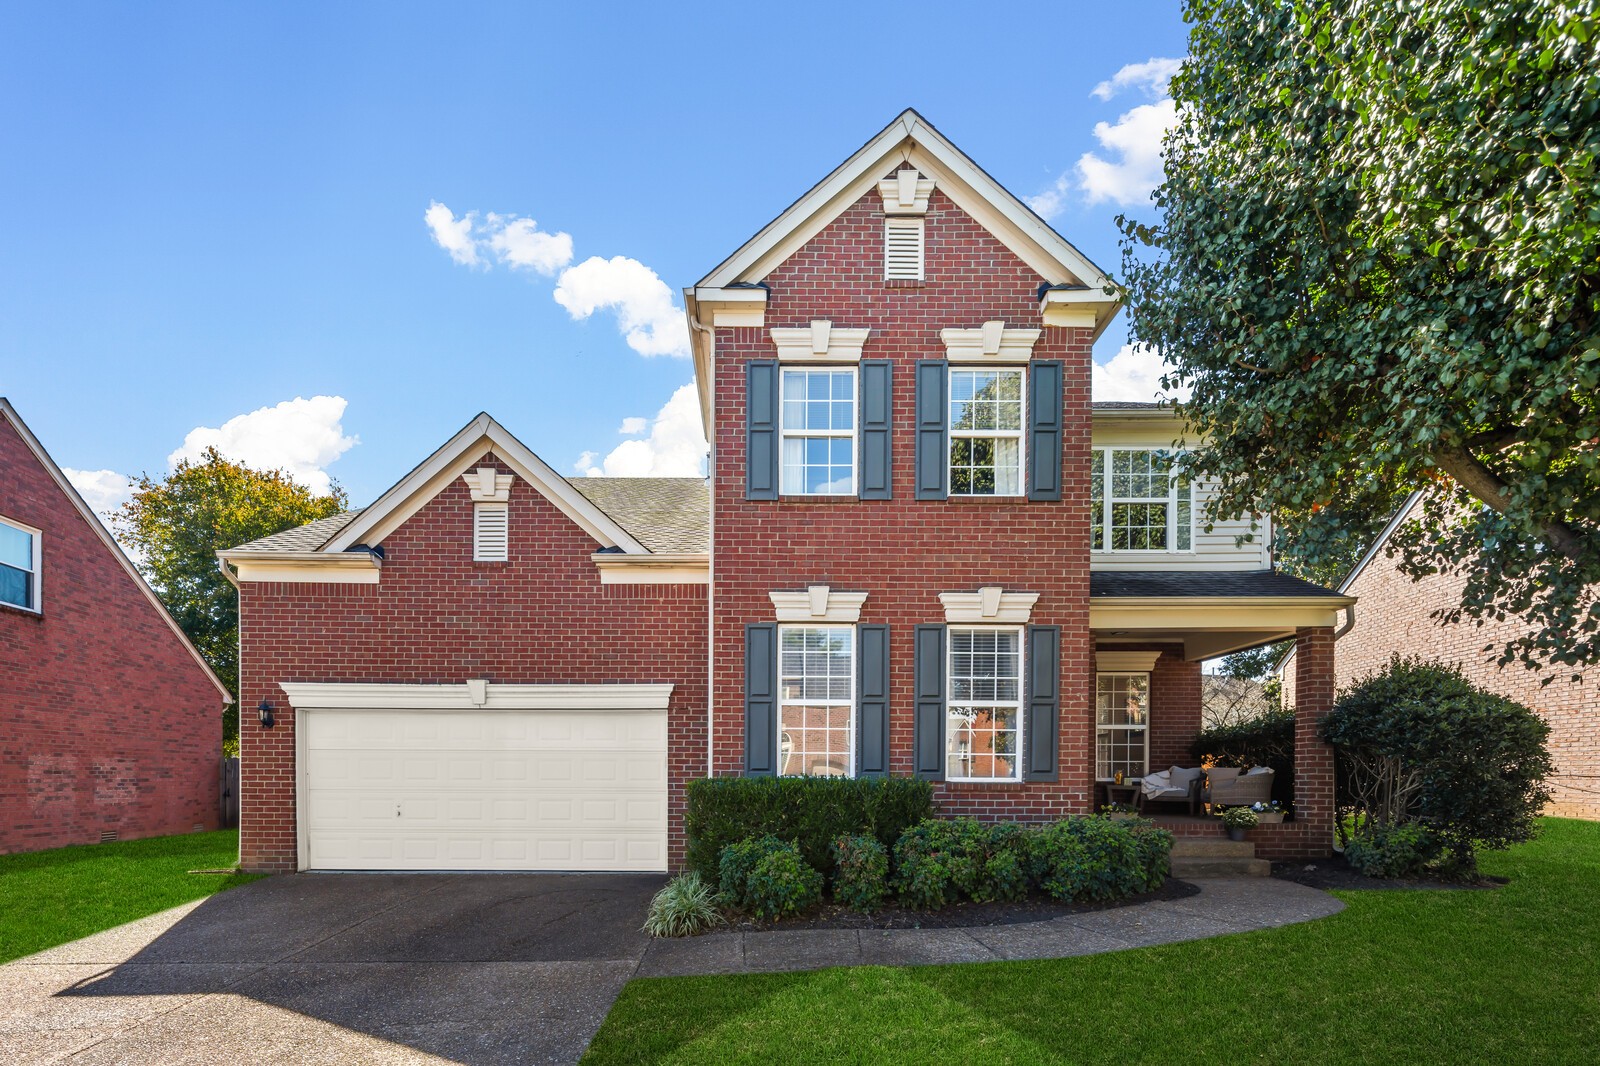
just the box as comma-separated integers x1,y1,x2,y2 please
1169,836,1270,877
1171,838,1257,858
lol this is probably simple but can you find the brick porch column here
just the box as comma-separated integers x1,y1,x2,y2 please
1292,626,1337,857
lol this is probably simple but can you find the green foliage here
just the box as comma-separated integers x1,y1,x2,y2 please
114,447,347,754
1121,0,1600,670
1031,817,1172,903
1192,707,1295,805
683,776,933,880
891,818,1034,909
831,834,890,912
1221,807,1259,831
717,836,822,920
643,873,725,938
1345,823,1440,879
1323,656,1553,870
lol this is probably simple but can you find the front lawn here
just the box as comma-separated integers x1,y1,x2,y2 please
585,818,1600,1064
0,829,259,964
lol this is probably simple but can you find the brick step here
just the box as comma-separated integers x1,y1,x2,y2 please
1171,837,1257,858
1171,856,1272,878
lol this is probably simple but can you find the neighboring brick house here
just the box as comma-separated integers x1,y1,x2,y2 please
1282,494,1599,819
1,399,231,854
225,110,1351,873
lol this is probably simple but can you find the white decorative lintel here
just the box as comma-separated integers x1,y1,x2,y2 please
462,466,513,502
941,322,1042,363
877,168,935,215
770,322,872,363
940,587,1040,625
770,585,869,624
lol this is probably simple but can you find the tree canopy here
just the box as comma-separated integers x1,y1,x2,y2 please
115,448,347,752
1122,0,1600,671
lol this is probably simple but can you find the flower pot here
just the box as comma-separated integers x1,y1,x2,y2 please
1107,812,1136,821
1227,827,1249,842
1256,812,1284,824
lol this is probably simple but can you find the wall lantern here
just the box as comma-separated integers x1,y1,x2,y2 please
258,699,275,729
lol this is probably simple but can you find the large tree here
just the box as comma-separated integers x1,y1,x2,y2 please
115,449,347,751
1122,0,1600,672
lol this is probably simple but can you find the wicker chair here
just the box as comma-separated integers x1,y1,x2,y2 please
1204,767,1275,807
1137,768,1204,815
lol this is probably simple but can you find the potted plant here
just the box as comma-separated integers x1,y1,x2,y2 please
1099,802,1139,821
1249,800,1286,824
1220,806,1259,841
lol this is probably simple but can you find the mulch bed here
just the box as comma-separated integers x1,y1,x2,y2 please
726,877,1201,933
1272,855,1507,891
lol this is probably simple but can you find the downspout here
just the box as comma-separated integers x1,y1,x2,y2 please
690,311,717,781
1334,603,1356,640
216,555,239,587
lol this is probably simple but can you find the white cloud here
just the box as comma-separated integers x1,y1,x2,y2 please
578,383,706,477
1092,344,1191,403
553,256,691,358
169,395,357,495
1026,177,1073,222
486,214,574,275
425,201,480,267
617,416,647,435
64,468,134,518
1091,57,1183,101
1076,98,1179,207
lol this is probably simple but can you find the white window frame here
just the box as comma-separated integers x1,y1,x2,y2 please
0,515,41,614
1095,671,1151,782
779,366,858,497
948,366,1026,498
945,625,1024,783
777,624,857,778
1092,447,1194,552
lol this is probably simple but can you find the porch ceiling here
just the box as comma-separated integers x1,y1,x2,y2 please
1090,593,1355,662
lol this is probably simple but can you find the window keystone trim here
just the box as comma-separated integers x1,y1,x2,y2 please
939,587,1039,624
877,168,936,215
769,321,872,362
770,585,869,623
461,466,513,502
941,321,1042,363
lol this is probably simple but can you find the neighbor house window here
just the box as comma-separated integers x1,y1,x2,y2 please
949,368,1024,496
1095,672,1150,781
778,625,855,776
781,368,856,495
0,517,39,612
946,627,1022,781
1092,448,1192,550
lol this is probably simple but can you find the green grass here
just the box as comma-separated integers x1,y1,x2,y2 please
585,818,1600,1065
0,829,260,963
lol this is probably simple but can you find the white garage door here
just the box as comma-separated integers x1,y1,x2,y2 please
300,699,668,872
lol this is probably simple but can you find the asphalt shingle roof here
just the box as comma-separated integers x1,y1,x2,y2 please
1091,401,1170,410
569,477,709,554
227,511,364,553
1090,570,1345,598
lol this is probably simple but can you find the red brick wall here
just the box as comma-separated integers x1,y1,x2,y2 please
236,454,707,872
1285,535,1599,819
1147,648,1203,773
710,173,1098,822
1285,626,1337,857
0,416,223,854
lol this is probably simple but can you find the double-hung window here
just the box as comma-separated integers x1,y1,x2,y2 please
949,368,1024,496
1091,448,1192,550
1095,672,1150,781
780,368,856,495
0,517,39,612
777,625,855,777
946,627,1023,781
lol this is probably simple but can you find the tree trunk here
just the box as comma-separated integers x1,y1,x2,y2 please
1429,444,1588,561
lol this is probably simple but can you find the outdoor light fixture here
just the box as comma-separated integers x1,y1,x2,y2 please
258,699,275,729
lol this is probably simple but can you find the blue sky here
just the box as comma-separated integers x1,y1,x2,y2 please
0,1,1188,512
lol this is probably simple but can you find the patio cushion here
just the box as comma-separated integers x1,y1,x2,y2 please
1168,765,1202,790
1207,766,1241,784
1245,766,1273,776
1141,770,1173,796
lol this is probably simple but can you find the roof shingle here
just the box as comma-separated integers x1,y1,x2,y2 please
1090,570,1345,598
227,511,364,553
568,477,708,554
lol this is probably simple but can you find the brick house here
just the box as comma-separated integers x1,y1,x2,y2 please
1,399,231,854
224,111,1351,874
1281,493,1598,819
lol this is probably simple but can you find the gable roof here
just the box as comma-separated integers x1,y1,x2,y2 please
227,511,363,553
568,478,708,554
0,398,232,703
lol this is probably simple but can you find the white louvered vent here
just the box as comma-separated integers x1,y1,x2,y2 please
884,217,924,280
474,502,509,562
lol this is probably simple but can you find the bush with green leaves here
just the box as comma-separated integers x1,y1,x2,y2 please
685,776,933,880
892,818,1035,909
1344,822,1440,880
1220,807,1259,831
831,834,889,912
1192,708,1295,806
1323,656,1552,872
642,873,724,938
1031,817,1173,903
717,835,823,920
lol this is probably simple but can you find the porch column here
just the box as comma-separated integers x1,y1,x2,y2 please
1292,626,1337,856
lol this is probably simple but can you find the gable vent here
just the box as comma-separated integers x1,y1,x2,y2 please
474,502,509,562
885,217,925,281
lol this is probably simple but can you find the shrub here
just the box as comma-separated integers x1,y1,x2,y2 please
1323,655,1553,871
832,834,889,912
684,777,934,880
718,836,823,920
642,873,724,938
1344,822,1439,879
1031,817,1173,902
1192,707,1295,805
892,818,1034,909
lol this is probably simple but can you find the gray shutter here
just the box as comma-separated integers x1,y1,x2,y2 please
1028,360,1063,502
857,624,890,777
744,623,778,776
1025,625,1060,781
912,624,946,779
746,360,779,500
915,360,948,500
859,360,893,500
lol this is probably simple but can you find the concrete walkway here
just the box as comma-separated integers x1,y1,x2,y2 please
0,874,1342,1066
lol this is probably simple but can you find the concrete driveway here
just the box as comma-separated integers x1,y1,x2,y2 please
1,872,667,1066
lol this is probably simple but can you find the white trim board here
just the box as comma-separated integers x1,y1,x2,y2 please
279,681,675,712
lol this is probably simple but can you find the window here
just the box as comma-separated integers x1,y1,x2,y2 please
0,517,39,611
946,627,1022,781
781,367,856,495
778,625,855,776
884,216,924,280
1092,448,1193,550
949,368,1024,496
473,503,509,561
1095,672,1150,780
